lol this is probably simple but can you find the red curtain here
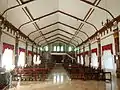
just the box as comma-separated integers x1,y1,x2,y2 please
3,43,14,53
77,49,97,56
77,51,88,56
28,50,32,55
84,51,88,55
77,52,83,56
91,48,97,55
19,48,25,54
102,44,113,54
33,52,37,55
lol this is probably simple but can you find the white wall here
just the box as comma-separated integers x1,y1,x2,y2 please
2,32,15,46
19,40,26,49
80,46,83,53
91,42,98,50
85,45,89,52
28,45,32,51
101,32,115,55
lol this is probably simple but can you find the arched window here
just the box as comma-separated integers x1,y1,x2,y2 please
54,46,56,51
77,56,80,64
102,50,116,76
81,55,84,65
40,47,43,51
2,48,14,71
33,54,36,64
68,46,72,52
91,53,98,68
85,55,89,66
33,54,41,65
28,51,32,65
18,51,25,67
45,46,48,51
61,46,64,52
57,46,60,52
102,50,115,69
2,43,14,71
36,55,41,64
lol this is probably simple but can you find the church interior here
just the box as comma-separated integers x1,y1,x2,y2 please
0,0,120,90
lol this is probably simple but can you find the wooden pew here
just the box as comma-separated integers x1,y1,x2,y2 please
63,63,111,81
13,67,50,81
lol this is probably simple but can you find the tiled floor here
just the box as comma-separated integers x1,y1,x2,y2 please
9,64,120,90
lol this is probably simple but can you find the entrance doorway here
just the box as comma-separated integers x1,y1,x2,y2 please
52,55,63,63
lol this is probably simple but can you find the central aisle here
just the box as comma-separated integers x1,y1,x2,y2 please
9,63,120,90
47,63,71,83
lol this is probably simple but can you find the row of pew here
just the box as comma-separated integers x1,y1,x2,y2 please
0,71,11,90
63,63,111,81
12,63,55,81
0,63,55,89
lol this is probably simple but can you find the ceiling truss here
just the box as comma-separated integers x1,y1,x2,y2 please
0,0,116,47
40,37,76,47
38,33,79,45
33,29,83,42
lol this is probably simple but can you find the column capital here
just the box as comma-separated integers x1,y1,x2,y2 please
0,26,2,30
88,41,91,45
25,37,29,42
113,28,119,32
16,31,20,38
97,38,101,44
88,39,92,43
32,41,36,46
36,44,39,47
97,32,100,38
0,18,4,26
113,29,119,39
113,20,118,30
82,43,85,47
0,27,2,35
